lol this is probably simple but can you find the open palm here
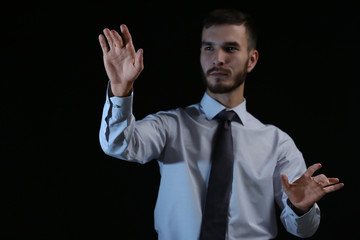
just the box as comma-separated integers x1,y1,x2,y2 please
281,163,344,214
99,24,144,96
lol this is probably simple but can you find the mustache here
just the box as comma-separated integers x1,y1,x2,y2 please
206,67,231,75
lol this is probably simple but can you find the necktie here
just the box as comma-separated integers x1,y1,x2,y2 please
199,110,242,240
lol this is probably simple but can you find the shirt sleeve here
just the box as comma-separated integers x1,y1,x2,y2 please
98,82,167,163
274,129,321,238
280,200,320,238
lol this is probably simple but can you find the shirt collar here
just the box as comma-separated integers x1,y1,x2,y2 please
200,92,248,125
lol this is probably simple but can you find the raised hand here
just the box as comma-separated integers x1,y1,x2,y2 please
99,24,144,97
281,163,344,215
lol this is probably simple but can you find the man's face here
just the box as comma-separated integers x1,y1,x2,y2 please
200,24,250,94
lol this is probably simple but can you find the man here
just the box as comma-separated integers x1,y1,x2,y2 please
98,8,344,239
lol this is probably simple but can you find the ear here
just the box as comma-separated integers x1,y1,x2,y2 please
247,49,259,73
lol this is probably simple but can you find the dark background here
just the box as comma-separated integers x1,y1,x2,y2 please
2,1,358,239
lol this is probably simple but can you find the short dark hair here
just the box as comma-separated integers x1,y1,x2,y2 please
202,8,257,51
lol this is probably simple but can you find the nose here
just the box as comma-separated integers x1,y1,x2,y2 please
213,49,225,66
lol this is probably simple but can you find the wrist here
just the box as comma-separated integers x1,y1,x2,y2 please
287,199,309,216
110,83,133,97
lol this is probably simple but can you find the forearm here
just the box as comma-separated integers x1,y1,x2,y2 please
99,82,167,163
99,83,134,160
275,134,320,238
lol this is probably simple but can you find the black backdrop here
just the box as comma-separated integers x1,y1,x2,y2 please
2,1,359,239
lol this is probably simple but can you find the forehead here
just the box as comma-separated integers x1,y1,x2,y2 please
201,24,247,45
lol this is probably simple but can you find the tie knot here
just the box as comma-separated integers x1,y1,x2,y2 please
215,110,242,124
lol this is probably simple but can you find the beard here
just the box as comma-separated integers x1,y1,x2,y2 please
201,62,248,94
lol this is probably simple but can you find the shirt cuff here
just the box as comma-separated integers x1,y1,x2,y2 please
285,201,319,218
282,201,320,237
106,82,133,120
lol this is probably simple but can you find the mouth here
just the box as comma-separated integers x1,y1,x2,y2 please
209,71,229,77
206,67,230,78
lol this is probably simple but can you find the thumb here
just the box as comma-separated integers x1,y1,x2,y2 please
135,48,144,71
281,174,290,190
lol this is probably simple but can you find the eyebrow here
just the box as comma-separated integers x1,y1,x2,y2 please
201,41,241,48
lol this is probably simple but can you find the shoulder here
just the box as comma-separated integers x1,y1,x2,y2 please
244,112,297,144
245,112,290,134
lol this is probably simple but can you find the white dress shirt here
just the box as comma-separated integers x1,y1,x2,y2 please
99,84,320,240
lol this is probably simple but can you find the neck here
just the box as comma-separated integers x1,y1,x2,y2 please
206,84,245,108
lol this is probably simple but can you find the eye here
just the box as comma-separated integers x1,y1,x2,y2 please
225,47,238,52
203,46,214,51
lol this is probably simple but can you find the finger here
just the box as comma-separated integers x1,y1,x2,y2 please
304,163,322,178
103,28,114,49
312,174,330,185
324,182,344,193
322,178,341,187
98,34,109,54
110,29,124,48
327,178,340,185
280,174,290,190
121,24,134,47
135,48,144,70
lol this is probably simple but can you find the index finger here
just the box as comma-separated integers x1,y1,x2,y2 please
304,163,322,178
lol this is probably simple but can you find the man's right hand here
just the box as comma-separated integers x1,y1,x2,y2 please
99,24,144,97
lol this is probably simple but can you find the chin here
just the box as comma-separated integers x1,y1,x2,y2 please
207,85,233,94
